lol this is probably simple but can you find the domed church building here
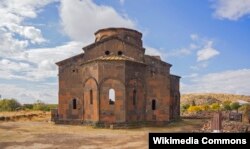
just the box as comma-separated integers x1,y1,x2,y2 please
54,28,180,126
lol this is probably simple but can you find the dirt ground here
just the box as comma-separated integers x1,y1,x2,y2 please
0,117,205,149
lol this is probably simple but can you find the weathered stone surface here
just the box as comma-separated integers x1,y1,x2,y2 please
55,28,180,126
200,120,250,133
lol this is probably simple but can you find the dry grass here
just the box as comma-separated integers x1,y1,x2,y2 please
0,111,46,117
0,118,205,149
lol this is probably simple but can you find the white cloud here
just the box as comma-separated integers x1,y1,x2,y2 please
6,24,46,44
167,34,213,57
1,41,83,81
182,73,199,78
22,41,82,64
168,47,195,57
181,69,250,95
0,0,56,19
59,0,135,42
213,0,250,20
190,62,209,70
0,0,55,57
23,26,45,44
197,41,220,62
0,83,57,104
0,31,29,57
145,46,166,58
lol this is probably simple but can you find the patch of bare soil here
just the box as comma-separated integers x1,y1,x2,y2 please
0,118,205,149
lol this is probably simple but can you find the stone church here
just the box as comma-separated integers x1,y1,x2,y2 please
55,28,180,126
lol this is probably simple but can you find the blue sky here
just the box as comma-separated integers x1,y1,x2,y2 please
0,0,250,103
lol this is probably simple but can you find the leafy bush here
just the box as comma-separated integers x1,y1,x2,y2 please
23,104,33,110
187,106,202,113
230,102,241,113
33,100,49,111
0,99,21,111
33,100,57,111
181,104,190,114
239,104,250,112
200,105,210,111
181,104,190,110
222,100,232,111
210,103,220,111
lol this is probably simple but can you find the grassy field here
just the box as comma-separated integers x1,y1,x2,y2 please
0,112,205,149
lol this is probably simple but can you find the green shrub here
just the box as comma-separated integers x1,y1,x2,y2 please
23,104,33,110
181,104,190,114
222,100,232,111
230,102,241,113
0,99,21,111
33,100,57,111
239,104,250,112
33,100,48,111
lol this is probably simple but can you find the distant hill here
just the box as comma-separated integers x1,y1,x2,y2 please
181,93,250,105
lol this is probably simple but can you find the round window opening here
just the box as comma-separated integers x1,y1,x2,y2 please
105,51,110,55
118,51,123,56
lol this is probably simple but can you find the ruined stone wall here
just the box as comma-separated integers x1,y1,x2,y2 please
170,75,181,119
144,56,171,122
98,61,126,123
125,61,146,122
58,58,84,120
82,62,99,122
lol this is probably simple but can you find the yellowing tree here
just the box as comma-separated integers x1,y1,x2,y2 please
210,103,220,111
187,106,202,113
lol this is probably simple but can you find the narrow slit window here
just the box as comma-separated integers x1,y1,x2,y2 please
90,89,93,104
118,51,123,56
73,99,77,109
152,99,156,110
109,88,115,105
133,89,136,105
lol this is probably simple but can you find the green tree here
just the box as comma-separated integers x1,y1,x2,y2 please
32,100,56,111
230,102,241,113
181,104,190,114
0,99,21,111
33,100,50,111
222,100,232,111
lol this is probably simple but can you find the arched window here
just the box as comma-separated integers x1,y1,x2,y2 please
109,88,115,105
152,99,156,110
72,99,77,109
133,89,136,105
90,89,93,104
